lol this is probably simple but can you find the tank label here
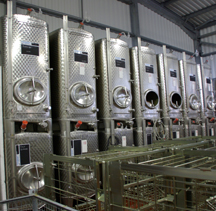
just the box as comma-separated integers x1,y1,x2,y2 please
80,63,85,75
147,134,152,145
190,74,196,82
148,74,152,83
74,50,88,63
119,68,123,78
211,128,214,136
195,130,198,136
122,136,127,146
115,57,125,68
15,144,30,166
173,78,176,87
173,131,180,139
206,77,211,84
71,139,82,156
170,69,177,78
206,77,211,91
82,140,88,153
21,41,39,56
145,64,154,73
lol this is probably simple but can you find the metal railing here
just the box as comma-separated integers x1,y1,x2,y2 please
0,194,76,211
109,149,216,210
43,138,214,210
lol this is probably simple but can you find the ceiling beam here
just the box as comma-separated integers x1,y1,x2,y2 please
136,0,196,39
162,0,180,7
196,15,216,30
199,31,216,39
201,51,216,57
183,5,216,20
15,1,132,35
200,42,216,47
140,35,193,55
198,20,216,30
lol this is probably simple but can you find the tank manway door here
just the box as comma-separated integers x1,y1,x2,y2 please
70,82,95,107
170,92,182,109
14,77,46,105
113,86,131,108
189,94,200,110
206,95,215,110
17,162,44,193
144,89,159,109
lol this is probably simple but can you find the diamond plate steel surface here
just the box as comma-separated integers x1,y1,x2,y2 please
50,28,97,121
133,129,143,146
114,128,133,146
201,62,215,118
205,118,216,136
5,132,52,199
189,125,202,136
98,131,111,151
171,125,183,139
95,39,132,120
165,53,182,118
3,15,51,120
131,47,160,119
180,59,201,119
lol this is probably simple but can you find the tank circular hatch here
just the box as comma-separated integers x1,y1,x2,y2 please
206,95,215,110
113,86,131,108
189,94,200,110
17,162,44,193
14,77,46,105
72,164,94,184
144,89,159,109
70,82,95,107
170,92,182,109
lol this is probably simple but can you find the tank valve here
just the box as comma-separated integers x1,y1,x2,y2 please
26,8,33,15
46,68,53,72
88,122,96,128
43,105,51,112
21,120,28,131
128,108,135,113
93,75,100,79
92,107,99,113
210,117,215,123
78,22,84,28
75,121,82,130
173,118,179,124
38,121,48,128
117,122,123,128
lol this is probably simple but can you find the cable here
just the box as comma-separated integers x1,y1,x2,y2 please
152,118,168,141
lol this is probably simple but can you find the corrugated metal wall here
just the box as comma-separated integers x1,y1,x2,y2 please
16,8,78,32
17,0,81,17
141,41,184,60
200,26,216,78
138,3,194,53
0,3,6,16
83,0,131,31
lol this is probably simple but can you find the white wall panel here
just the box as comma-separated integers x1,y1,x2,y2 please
85,25,132,47
139,4,194,53
17,8,78,32
200,27,216,77
141,41,185,60
83,0,131,32
0,3,6,17
18,0,81,17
